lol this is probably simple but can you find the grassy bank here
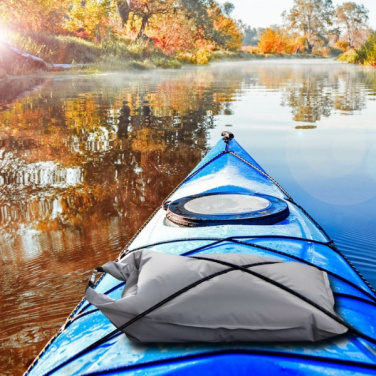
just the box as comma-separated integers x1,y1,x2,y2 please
1,31,332,77
1,32,182,75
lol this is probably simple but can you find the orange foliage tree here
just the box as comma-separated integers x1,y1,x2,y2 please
148,13,197,55
258,29,289,54
208,3,242,50
258,28,303,54
64,0,116,41
213,14,242,50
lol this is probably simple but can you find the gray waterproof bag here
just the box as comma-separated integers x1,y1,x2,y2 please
85,250,347,343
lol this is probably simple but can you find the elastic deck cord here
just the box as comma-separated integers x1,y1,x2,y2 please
226,148,376,297
40,256,376,376
122,236,376,303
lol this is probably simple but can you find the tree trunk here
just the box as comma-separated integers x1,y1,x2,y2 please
307,40,313,54
137,16,149,40
117,1,130,27
348,32,353,48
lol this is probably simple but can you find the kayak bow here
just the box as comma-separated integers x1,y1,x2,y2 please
25,132,376,375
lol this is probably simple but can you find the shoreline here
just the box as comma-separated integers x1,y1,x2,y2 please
0,52,329,81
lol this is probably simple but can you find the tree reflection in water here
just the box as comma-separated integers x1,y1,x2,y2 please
0,62,375,375
280,66,367,122
0,69,236,375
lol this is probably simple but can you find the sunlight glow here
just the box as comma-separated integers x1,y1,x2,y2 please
0,24,9,42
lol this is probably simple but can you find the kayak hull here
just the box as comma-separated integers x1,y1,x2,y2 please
25,136,376,375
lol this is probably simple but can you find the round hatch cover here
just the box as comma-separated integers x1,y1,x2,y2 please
166,192,289,227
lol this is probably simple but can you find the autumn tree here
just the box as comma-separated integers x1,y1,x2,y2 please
126,0,178,39
258,29,290,54
335,2,369,48
215,18,242,50
65,0,116,40
179,0,219,43
119,0,241,51
283,0,335,53
149,13,197,54
208,2,242,50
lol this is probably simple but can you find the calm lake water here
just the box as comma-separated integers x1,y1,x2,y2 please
1,59,376,375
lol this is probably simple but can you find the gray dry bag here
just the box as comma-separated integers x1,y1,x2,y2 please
85,250,347,343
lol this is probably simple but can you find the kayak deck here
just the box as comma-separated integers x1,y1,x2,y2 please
25,136,376,375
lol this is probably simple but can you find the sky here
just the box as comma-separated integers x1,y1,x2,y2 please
219,0,376,28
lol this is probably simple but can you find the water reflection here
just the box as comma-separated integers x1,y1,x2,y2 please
0,72,235,237
0,70,237,374
1,61,376,375
280,67,368,122
0,77,49,111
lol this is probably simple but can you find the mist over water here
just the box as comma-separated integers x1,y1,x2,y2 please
1,59,376,375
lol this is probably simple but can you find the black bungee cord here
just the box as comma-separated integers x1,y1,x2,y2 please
40,254,376,376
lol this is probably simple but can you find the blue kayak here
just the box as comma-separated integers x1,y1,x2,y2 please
25,133,376,375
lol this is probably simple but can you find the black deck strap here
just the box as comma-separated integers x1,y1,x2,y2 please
40,261,279,376
42,256,376,376
192,256,376,346
226,149,376,298
187,237,376,303
121,236,376,303
120,235,333,261
122,235,333,257
334,293,376,308
226,238,376,303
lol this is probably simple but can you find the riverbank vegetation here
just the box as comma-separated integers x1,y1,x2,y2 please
0,0,375,75
338,32,376,66
0,0,244,74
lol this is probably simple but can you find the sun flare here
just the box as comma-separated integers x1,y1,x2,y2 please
0,24,8,42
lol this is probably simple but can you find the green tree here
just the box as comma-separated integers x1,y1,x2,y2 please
180,0,218,42
242,26,259,46
283,0,335,53
335,2,369,48
222,2,234,16
355,32,376,66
